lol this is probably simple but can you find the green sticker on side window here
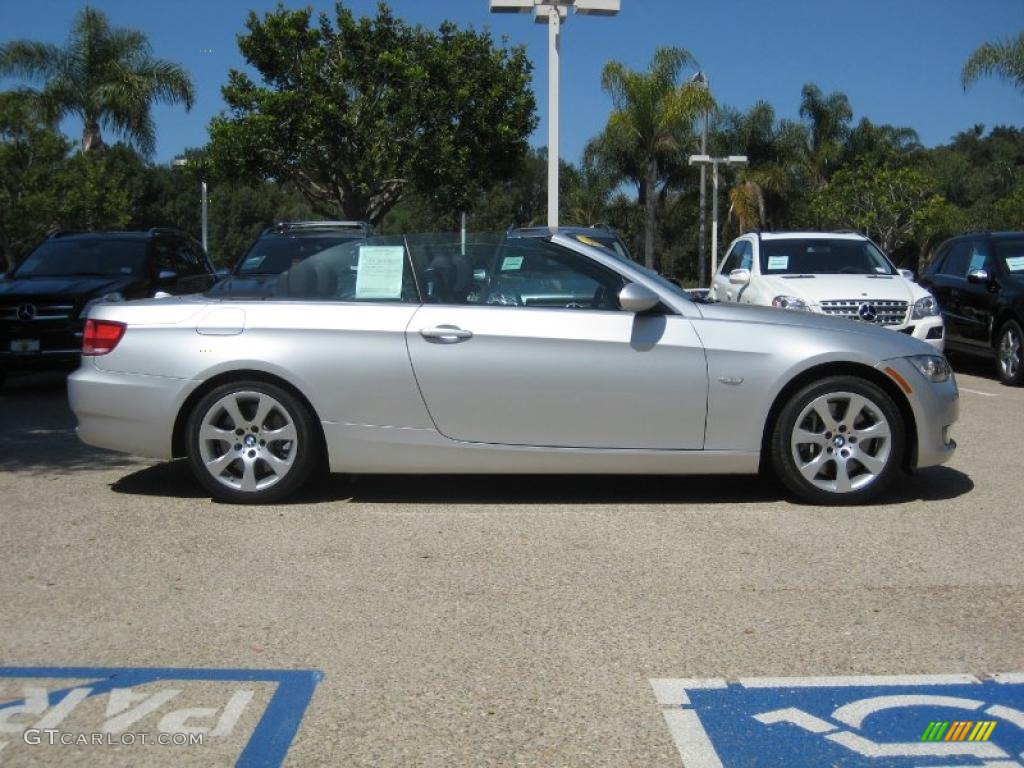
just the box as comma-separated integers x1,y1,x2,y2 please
501,256,524,271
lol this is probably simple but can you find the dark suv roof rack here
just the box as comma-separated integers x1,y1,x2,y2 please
270,220,372,235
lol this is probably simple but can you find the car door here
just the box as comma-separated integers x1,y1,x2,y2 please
712,240,753,303
927,239,972,347
405,237,708,450
956,238,1000,348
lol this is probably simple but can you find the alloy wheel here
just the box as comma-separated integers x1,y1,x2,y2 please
197,390,298,493
999,325,1021,381
789,391,892,494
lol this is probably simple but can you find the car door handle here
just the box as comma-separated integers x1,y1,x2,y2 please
420,325,473,343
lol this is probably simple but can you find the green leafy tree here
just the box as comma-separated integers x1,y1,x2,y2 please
809,163,946,256
0,6,194,154
57,150,133,229
962,31,1024,94
0,91,71,269
600,47,714,270
209,3,536,226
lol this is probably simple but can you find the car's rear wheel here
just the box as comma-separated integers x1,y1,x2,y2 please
771,376,905,505
186,380,318,503
996,319,1023,386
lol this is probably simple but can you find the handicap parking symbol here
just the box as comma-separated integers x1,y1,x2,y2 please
650,673,1024,767
0,666,321,767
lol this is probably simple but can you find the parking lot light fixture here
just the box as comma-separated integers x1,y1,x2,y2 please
688,153,747,278
489,0,621,228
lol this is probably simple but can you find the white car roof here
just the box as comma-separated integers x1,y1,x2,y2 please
757,232,867,241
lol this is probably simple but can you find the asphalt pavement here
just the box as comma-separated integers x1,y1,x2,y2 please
0,361,1021,767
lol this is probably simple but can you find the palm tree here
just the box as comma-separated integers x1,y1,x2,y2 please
0,6,194,155
798,84,852,186
600,47,714,270
962,32,1024,93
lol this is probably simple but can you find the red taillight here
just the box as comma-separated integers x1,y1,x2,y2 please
82,319,126,356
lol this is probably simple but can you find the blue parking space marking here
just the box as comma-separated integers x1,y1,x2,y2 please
0,666,322,768
650,673,1024,767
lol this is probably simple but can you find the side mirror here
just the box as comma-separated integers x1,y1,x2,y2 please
618,282,660,313
214,267,231,279
473,268,488,282
898,268,915,281
728,268,751,285
967,268,989,284
157,268,178,284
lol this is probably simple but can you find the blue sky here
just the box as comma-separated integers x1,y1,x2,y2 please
2,0,1022,164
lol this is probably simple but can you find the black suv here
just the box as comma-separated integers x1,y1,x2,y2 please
0,228,215,385
920,231,1024,385
211,220,371,297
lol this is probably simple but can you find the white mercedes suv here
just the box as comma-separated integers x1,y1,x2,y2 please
710,232,944,351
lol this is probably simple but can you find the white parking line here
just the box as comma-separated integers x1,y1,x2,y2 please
959,387,998,397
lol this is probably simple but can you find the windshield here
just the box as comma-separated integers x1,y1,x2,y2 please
760,238,896,276
567,232,632,262
993,239,1024,274
235,234,365,275
13,239,149,278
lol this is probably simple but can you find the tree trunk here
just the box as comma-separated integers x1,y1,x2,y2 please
82,119,104,153
644,155,657,271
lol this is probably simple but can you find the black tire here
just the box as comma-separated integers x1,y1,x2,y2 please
995,319,1024,386
770,375,905,505
186,379,319,504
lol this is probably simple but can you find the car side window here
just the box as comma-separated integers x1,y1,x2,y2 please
737,241,753,270
151,238,177,275
924,243,949,276
938,240,971,278
178,239,212,276
408,234,627,311
271,237,419,303
720,243,741,274
968,239,994,274
721,241,753,274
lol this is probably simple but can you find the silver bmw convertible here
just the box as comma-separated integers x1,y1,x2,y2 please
68,229,958,505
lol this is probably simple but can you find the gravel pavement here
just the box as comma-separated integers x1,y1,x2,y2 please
0,363,1021,767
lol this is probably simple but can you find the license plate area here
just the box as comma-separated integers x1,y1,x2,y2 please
10,339,41,353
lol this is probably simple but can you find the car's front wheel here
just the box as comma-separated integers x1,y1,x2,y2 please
996,319,1023,386
186,380,319,503
770,376,905,505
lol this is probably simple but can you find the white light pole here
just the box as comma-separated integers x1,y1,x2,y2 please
172,156,209,252
688,154,747,279
689,71,710,287
489,0,621,228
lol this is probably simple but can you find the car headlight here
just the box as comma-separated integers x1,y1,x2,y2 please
81,292,125,319
911,295,939,319
771,295,812,311
907,354,951,383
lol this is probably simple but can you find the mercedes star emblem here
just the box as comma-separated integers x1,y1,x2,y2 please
857,302,878,322
16,303,36,322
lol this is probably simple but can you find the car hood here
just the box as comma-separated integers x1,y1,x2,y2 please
759,273,927,304
696,300,937,357
0,275,138,301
